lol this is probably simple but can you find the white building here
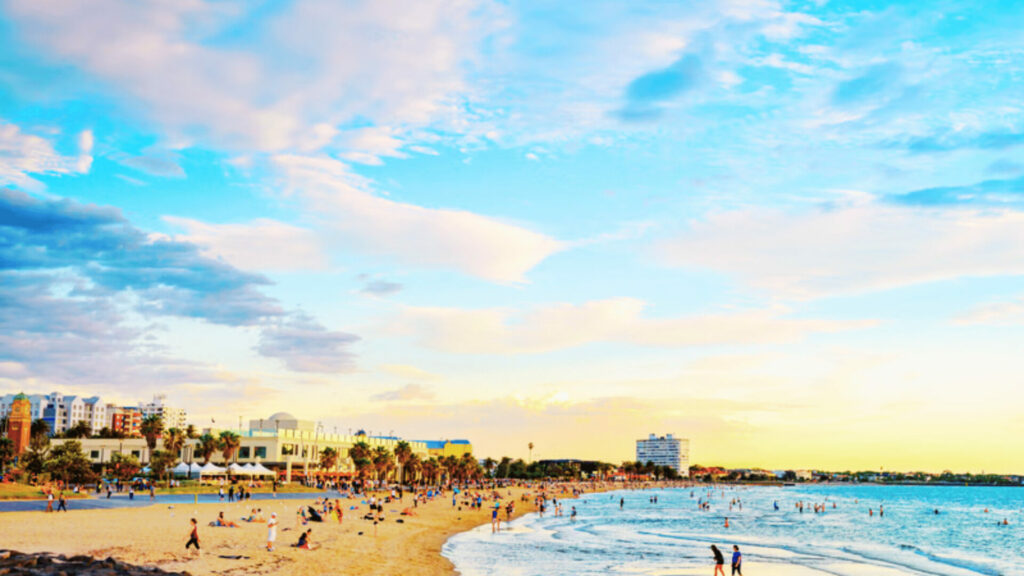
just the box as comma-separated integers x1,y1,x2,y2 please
139,395,188,429
636,433,690,475
1,393,49,420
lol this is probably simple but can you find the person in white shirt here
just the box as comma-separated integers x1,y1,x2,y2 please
266,513,278,551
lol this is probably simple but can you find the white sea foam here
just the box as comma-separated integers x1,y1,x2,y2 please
444,485,1023,576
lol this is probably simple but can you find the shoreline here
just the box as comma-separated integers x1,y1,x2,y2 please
0,483,621,576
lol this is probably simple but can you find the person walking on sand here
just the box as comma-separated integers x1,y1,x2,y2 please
45,491,54,513
186,518,200,555
57,492,67,512
731,545,742,576
711,545,725,576
266,512,278,551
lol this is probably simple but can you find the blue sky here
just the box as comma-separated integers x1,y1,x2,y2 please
2,0,1024,470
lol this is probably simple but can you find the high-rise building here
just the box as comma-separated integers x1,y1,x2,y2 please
636,433,690,475
139,395,188,429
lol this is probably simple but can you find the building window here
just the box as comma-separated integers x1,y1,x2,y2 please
238,447,251,459
282,444,295,456
255,447,267,459
90,450,100,459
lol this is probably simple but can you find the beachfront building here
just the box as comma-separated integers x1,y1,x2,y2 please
139,395,188,429
108,405,143,437
420,439,473,458
0,393,50,422
53,412,430,481
636,433,690,475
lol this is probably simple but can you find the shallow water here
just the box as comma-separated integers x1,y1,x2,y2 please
443,485,1024,576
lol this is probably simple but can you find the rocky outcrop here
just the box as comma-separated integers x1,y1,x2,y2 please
0,551,191,576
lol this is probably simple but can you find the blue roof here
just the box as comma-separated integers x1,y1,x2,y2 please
419,439,471,449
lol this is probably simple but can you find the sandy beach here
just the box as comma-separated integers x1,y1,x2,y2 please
0,486,544,576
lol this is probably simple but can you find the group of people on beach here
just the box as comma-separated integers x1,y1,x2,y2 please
710,545,743,576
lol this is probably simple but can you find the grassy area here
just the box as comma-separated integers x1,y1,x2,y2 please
154,483,323,495
0,483,89,500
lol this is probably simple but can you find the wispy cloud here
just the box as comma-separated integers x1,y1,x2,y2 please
0,121,92,189
389,298,871,355
655,195,1024,298
273,154,563,283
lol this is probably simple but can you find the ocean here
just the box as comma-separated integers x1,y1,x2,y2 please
443,485,1024,576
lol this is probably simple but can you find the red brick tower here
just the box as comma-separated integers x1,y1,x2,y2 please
7,392,32,456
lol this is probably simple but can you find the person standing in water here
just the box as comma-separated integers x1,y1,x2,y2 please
731,545,743,576
711,545,725,576
620,497,624,509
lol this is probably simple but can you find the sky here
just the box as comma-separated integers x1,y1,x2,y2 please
2,0,1024,473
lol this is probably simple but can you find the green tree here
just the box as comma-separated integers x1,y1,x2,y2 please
185,424,198,439
30,418,50,439
405,453,422,484
163,427,186,457
197,433,219,464
109,452,141,481
218,431,241,463
140,415,164,460
320,447,339,471
22,431,51,475
45,441,96,485
393,440,413,484
348,441,373,483
0,437,15,473
495,456,512,479
372,446,394,482
482,457,497,478
149,449,178,486
64,421,91,439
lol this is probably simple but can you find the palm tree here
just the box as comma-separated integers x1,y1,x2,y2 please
320,447,339,471
460,453,478,483
393,440,413,484
218,430,241,463
405,453,422,485
420,458,438,486
528,442,534,463
140,415,164,461
30,418,50,440
348,441,373,484
482,457,497,478
197,433,218,464
371,446,394,483
163,427,186,458
185,424,198,439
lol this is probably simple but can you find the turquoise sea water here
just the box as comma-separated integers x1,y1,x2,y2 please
443,485,1024,576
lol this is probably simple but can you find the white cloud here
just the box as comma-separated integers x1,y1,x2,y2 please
389,298,871,354
655,197,1024,299
6,0,494,153
272,154,563,283
0,121,92,189
954,297,1024,326
162,216,328,272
